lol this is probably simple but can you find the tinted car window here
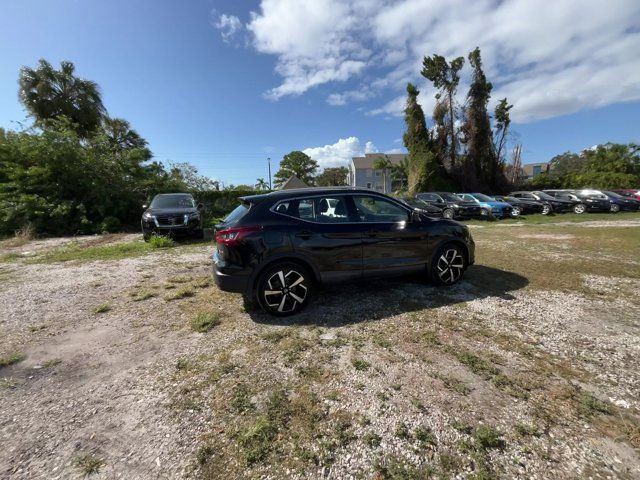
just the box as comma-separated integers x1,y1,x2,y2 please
353,196,408,223
273,196,351,223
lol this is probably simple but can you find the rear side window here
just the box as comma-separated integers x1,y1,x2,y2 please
224,203,249,225
272,196,351,223
419,193,440,201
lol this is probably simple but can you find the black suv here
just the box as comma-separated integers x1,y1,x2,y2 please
416,192,482,219
141,193,204,241
212,187,475,316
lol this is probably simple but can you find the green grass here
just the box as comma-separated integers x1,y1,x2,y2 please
131,289,157,301
466,211,640,226
165,286,195,301
351,358,371,371
472,426,503,451
578,391,612,417
0,353,25,368
363,431,382,448
148,235,175,248
190,312,221,332
94,303,111,314
75,454,105,475
29,240,158,264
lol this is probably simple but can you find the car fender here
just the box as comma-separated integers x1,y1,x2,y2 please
246,251,322,296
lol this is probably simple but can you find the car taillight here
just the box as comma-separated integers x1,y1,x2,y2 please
215,225,262,245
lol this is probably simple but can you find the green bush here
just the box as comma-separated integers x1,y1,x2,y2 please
99,216,121,233
148,235,175,248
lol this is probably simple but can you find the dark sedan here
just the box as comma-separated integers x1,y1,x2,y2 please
141,193,204,241
494,195,549,215
416,192,482,219
510,191,577,213
544,190,611,213
603,191,640,212
399,197,449,218
212,187,475,316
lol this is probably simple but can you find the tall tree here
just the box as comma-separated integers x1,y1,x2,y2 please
493,98,513,167
18,59,106,137
315,166,348,186
273,151,318,187
462,47,494,191
101,117,148,153
421,54,464,175
255,178,269,190
373,155,393,193
402,83,447,193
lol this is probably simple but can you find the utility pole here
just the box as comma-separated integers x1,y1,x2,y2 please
268,157,272,190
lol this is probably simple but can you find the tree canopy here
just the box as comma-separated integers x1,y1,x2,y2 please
273,151,318,187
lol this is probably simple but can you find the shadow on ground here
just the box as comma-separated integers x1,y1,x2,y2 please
249,264,528,327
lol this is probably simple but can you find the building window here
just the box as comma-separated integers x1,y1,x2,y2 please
375,171,381,177
366,182,372,189
366,169,372,177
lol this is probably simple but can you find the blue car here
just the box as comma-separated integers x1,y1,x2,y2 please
457,193,515,218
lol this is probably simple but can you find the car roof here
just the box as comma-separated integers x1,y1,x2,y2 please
153,192,194,197
240,187,385,203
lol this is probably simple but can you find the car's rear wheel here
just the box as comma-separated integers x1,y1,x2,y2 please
256,262,312,316
442,208,454,219
610,203,620,213
430,244,466,286
541,204,552,215
573,203,586,214
510,206,521,217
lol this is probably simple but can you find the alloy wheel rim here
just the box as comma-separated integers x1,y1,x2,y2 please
436,249,464,284
511,207,520,217
263,269,307,313
542,205,551,215
575,204,586,213
443,209,453,219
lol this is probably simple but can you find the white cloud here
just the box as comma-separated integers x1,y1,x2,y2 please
303,137,376,169
213,13,242,42
221,0,640,122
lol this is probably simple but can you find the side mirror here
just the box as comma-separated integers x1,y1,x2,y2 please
142,204,148,209
197,203,204,210
410,210,421,223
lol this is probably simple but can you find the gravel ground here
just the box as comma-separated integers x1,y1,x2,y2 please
0,223,639,479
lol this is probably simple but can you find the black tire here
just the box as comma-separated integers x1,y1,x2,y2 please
610,204,620,213
430,243,467,286
442,208,454,219
573,203,586,214
256,262,312,316
143,231,152,242
510,206,521,217
541,204,552,215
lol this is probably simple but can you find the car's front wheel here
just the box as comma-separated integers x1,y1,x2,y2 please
573,203,586,214
256,262,312,316
430,244,466,286
442,208,454,219
541,204,552,215
510,206,521,217
610,203,620,213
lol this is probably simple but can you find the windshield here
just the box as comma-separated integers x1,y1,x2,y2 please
471,193,495,202
533,191,556,201
150,194,196,209
440,192,464,202
404,198,429,208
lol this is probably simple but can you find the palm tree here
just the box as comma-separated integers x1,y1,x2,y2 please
373,155,394,193
102,117,148,151
18,59,106,137
255,178,269,191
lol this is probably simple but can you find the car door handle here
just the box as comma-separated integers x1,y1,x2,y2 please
295,231,313,239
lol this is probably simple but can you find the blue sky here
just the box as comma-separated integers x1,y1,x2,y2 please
1,0,639,186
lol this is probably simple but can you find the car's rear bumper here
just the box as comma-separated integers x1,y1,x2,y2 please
211,251,250,293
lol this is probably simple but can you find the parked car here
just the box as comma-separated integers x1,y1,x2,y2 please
543,189,611,213
610,189,640,201
457,193,515,218
509,191,577,213
141,193,204,241
212,187,475,316
416,192,482,219
399,197,449,218
603,191,640,212
494,195,550,215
